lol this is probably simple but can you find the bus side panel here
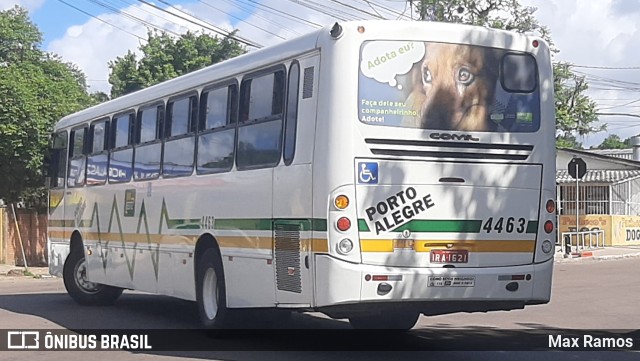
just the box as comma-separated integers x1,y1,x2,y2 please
272,53,319,307
221,168,277,308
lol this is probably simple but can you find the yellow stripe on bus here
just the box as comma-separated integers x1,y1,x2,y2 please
48,230,330,253
360,239,536,253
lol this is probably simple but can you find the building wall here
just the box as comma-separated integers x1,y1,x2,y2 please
0,208,48,266
558,214,640,246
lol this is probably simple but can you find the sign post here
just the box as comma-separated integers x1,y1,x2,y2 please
568,157,587,253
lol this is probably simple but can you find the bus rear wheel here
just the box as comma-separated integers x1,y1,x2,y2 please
349,311,420,330
196,248,229,329
63,247,122,306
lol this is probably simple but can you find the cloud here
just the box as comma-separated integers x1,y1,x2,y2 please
47,2,236,94
524,0,640,146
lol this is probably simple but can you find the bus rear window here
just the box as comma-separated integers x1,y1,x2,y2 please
358,40,540,132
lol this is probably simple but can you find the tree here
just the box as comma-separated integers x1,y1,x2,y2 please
554,62,603,148
108,31,246,98
0,6,93,207
415,0,602,149
595,134,630,149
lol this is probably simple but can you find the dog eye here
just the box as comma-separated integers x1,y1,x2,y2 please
458,67,474,84
422,68,432,84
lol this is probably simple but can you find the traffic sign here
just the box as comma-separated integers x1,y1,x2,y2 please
568,157,587,179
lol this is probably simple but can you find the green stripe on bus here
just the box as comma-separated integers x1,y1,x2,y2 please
358,219,370,232
214,218,327,232
311,218,327,232
392,220,483,233
526,221,539,234
214,218,273,231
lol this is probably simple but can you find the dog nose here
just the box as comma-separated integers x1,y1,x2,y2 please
424,89,455,129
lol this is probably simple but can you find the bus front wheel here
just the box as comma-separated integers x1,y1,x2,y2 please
63,247,122,306
349,311,420,330
196,248,229,329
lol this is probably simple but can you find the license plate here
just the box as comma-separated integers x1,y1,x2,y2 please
430,249,468,263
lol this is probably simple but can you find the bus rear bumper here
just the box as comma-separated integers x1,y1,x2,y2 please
314,254,553,313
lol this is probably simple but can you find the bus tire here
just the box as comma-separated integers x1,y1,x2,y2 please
349,311,419,330
63,246,123,306
196,248,229,329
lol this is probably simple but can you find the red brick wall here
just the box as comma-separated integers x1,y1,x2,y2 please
1,208,48,267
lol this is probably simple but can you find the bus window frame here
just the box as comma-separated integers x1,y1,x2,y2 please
86,117,110,186
236,65,287,171
196,79,239,175
165,91,199,139
48,130,69,189
283,60,301,166
108,110,136,184
67,125,89,188
134,101,165,182
163,91,199,178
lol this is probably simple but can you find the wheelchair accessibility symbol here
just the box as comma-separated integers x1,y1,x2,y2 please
358,162,378,184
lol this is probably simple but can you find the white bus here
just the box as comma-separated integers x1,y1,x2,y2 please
47,20,556,330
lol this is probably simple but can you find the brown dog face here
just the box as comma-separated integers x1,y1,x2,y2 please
408,43,498,131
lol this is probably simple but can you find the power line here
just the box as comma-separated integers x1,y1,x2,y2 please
572,64,640,70
137,0,262,48
328,0,384,19
87,0,183,37
243,0,322,28
597,112,640,119
363,0,412,20
216,0,305,37
56,0,146,41
195,0,288,40
287,0,355,21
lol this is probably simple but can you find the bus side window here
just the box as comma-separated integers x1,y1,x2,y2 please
236,68,285,170
48,130,68,189
109,112,134,183
197,84,237,174
67,126,88,188
283,62,300,166
134,104,163,181
87,118,109,186
164,95,197,178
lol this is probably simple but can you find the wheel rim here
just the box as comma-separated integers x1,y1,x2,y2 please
202,267,218,320
74,258,101,294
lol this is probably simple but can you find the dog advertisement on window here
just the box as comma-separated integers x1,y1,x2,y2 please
358,40,540,133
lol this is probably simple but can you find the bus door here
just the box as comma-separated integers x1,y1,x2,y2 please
272,53,320,306
47,130,69,275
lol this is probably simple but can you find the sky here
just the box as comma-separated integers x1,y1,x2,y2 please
3,0,640,148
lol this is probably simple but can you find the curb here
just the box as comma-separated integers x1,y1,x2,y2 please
555,252,640,263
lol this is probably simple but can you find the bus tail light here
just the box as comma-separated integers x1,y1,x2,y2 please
334,195,349,210
337,238,353,254
544,220,554,233
546,199,555,213
337,217,351,231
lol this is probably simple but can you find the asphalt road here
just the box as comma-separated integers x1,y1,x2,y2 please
1,258,639,360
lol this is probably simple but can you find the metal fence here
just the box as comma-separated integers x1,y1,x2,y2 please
558,178,640,216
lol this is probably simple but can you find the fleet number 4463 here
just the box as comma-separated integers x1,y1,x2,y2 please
482,217,526,234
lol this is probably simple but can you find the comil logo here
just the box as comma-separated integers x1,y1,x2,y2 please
7,331,40,349
429,132,480,141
